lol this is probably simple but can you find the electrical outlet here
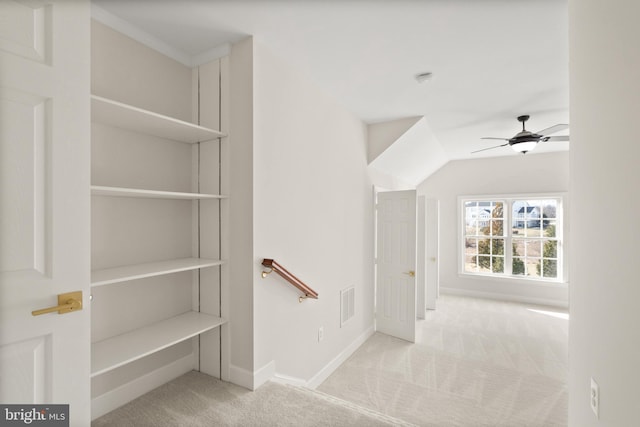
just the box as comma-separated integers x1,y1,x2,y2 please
590,377,599,418
318,326,324,342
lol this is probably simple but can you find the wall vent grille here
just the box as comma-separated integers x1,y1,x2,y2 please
340,286,355,327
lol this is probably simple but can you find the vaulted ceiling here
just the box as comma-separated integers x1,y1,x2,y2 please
92,0,569,184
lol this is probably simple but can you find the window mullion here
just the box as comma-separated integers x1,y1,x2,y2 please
505,199,513,275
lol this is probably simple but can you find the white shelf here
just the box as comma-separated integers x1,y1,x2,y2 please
91,95,225,143
91,258,224,287
91,311,226,377
91,185,226,200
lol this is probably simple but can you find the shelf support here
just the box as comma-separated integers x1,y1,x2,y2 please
261,259,319,303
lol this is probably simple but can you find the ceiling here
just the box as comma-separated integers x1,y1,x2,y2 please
91,0,569,182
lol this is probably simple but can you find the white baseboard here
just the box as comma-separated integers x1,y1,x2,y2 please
91,354,195,420
228,361,276,391
270,372,308,388
252,360,275,390
441,287,569,308
272,325,375,389
307,325,374,389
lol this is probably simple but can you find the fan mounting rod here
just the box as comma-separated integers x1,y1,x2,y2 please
517,115,530,130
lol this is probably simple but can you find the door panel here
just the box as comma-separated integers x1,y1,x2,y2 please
0,336,49,403
376,190,417,342
0,0,90,424
0,0,50,64
0,90,49,275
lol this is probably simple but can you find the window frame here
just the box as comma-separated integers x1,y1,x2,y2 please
458,194,566,283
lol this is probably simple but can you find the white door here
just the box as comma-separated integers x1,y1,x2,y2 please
0,0,91,424
426,198,439,310
416,196,426,319
376,190,417,342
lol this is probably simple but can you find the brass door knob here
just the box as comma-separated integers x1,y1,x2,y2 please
403,270,416,277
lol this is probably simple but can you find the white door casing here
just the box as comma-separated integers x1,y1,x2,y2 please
416,196,426,319
375,190,417,342
426,198,439,310
0,0,91,424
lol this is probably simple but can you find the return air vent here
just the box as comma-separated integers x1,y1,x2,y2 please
340,286,355,327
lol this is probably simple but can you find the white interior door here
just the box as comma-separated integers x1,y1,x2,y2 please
0,0,91,424
375,190,417,342
426,198,439,310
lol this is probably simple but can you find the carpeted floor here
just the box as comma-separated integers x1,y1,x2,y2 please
92,371,413,427
93,295,568,426
317,295,568,426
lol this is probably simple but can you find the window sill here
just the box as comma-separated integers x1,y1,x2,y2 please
458,272,568,288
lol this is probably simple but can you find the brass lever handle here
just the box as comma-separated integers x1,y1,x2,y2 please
403,270,416,277
32,291,83,316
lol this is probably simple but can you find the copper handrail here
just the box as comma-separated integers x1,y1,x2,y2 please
261,259,319,303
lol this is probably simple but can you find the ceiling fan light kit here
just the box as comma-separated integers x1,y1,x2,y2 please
511,140,537,153
474,114,569,155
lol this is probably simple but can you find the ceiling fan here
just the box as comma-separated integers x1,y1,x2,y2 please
473,115,569,154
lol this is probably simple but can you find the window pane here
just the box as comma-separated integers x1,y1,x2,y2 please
542,260,558,278
465,255,478,272
492,239,504,255
513,257,525,275
478,239,490,255
544,221,557,238
465,238,477,256
528,258,541,277
525,224,544,238
492,256,504,273
478,256,491,272
512,240,525,258
542,240,557,258
512,224,523,236
541,200,558,220
526,240,542,257
490,219,504,236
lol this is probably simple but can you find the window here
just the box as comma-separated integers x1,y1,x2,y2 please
462,197,563,281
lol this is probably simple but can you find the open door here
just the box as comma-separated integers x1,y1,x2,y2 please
375,190,417,342
0,0,91,424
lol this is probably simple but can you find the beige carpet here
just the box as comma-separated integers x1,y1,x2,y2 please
92,370,413,426
94,295,568,426
317,295,568,426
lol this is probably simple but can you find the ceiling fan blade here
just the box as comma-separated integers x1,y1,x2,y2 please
471,143,509,154
536,124,569,136
480,137,510,141
543,135,570,142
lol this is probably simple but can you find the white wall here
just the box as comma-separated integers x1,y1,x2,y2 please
252,41,375,383
91,21,192,121
569,0,640,424
417,152,570,307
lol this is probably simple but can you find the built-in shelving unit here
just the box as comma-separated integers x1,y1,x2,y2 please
90,23,229,420
90,93,227,397
91,257,225,287
91,311,225,377
91,95,225,143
